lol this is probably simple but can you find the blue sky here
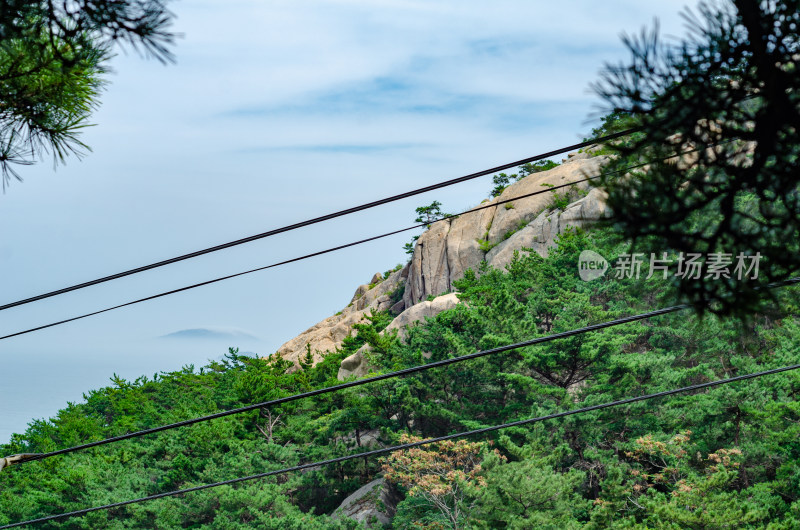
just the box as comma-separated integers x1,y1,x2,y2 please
0,0,691,442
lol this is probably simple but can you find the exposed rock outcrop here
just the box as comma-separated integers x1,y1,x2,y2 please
486,187,612,269
337,345,372,380
331,478,401,527
485,156,606,245
273,152,612,367
445,203,496,291
385,292,460,340
401,154,610,306
402,219,452,310
275,309,370,365
274,265,407,366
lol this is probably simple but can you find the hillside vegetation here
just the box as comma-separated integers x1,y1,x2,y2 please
2,225,799,528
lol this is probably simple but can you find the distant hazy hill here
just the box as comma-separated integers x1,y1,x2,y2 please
160,327,259,341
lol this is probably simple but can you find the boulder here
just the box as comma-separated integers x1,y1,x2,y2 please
349,284,370,306
559,187,611,229
331,478,401,527
340,428,381,449
349,266,407,314
485,224,538,271
374,294,393,312
389,299,405,315
337,292,461,380
338,345,371,380
385,292,460,340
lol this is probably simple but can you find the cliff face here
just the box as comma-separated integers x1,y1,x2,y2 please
273,151,611,369
402,151,609,307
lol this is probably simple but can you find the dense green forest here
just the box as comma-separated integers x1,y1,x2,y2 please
2,225,799,528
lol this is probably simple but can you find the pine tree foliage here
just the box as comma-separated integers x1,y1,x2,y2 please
0,0,177,186
593,0,800,316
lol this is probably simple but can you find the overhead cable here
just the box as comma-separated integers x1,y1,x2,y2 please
0,129,637,313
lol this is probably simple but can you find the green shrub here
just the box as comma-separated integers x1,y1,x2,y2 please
388,282,405,307
490,172,517,198
404,235,419,255
383,264,403,279
477,238,497,252
519,159,559,176
541,183,578,212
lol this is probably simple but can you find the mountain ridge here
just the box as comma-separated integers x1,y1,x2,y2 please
272,149,612,374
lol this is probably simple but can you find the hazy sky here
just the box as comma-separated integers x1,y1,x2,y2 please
0,0,691,442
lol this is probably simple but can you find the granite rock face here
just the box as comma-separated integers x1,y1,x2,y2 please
402,219,452,310
401,154,610,306
486,187,612,269
273,153,612,367
444,204,496,293
331,478,401,527
274,265,407,365
485,156,606,245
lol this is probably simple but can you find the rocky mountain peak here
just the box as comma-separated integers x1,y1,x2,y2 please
273,152,612,369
